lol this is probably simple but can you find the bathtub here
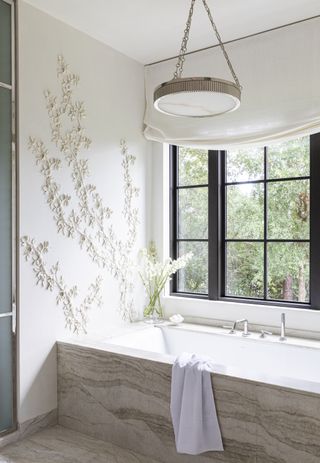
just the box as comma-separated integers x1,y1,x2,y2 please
102,322,320,395
59,323,320,461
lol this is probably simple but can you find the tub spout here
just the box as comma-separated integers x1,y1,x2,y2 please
237,319,250,337
223,319,250,336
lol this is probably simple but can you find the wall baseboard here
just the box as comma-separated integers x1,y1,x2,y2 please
0,409,57,449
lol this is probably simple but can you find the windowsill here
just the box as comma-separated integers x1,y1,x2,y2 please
162,294,320,338
170,291,312,310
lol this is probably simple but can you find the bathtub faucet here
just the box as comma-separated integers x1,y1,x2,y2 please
223,318,250,337
237,319,250,337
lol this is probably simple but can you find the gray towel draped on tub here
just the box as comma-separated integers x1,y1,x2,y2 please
170,352,224,455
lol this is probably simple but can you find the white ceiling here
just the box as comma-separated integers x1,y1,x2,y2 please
24,0,320,64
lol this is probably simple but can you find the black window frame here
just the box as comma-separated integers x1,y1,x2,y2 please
169,133,320,309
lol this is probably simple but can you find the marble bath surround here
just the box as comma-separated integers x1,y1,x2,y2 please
57,324,320,463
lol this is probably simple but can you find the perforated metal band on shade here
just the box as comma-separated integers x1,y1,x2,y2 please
154,77,241,118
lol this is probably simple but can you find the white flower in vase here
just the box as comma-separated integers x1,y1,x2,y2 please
139,241,192,321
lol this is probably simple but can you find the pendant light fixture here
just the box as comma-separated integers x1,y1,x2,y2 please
153,0,242,118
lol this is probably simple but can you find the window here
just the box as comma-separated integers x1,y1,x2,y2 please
170,134,320,308
171,147,209,295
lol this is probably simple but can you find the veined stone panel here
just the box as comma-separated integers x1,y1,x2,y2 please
57,342,320,463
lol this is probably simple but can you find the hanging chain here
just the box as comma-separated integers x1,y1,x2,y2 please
202,0,241,88
174,0,196,79
173,0,242,90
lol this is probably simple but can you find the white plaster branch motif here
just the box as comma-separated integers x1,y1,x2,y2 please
23,56,140,331
20,237,103,333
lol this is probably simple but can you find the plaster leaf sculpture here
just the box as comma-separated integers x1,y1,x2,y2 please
21,236,103,333
23,55,140,331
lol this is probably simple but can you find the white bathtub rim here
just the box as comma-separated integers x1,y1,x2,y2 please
104,321,320,352
59,322,320,396
58,337,320,396
62,320,320,353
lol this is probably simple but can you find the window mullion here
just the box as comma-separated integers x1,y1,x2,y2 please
310,133,320,309
208,150,220,300
264,146,268,301
169,145,178,293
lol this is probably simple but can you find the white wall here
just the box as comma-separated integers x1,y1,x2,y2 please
18,1,149,423
18,0,320,428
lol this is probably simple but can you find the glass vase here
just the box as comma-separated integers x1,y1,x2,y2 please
143,293,164,324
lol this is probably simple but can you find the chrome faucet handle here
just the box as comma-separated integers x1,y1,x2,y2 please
222,324,236,334
259,330,272,339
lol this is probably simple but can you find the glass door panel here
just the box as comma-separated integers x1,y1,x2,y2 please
0,317,13,431
0,0,15,436
0,0,12,85
0,87,12,314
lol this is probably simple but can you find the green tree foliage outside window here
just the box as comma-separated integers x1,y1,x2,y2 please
175,137,310,303
177,147,209,294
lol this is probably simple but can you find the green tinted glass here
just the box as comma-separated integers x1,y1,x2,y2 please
0,1,12,85
0,87,12,313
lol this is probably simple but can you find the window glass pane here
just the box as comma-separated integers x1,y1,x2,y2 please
267,137,310,179
0,87,12,313
226,242,264,298
178,187,207,239
0,0,12,85
226,183,264,239
178,147,208,186
268,180,309,240
177,241,208,294
268,242,309,302
226,147,264,183
0,317,13,432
